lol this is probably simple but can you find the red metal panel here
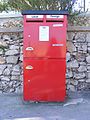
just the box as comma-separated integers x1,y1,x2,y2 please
23,15,67,58
23,13,67,102
23,58,66,102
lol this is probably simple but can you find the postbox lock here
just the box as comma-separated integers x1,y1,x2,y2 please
26,47,34,51
26,65,33,70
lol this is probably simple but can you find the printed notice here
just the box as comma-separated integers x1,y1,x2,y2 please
39,26,49,41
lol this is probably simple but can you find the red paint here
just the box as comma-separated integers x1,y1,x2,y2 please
23,14,67,102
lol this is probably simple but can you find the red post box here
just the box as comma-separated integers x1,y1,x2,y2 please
22,10,68,102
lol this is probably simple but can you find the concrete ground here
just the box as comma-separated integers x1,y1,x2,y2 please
0,91,90,120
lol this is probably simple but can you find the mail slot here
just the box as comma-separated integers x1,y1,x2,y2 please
22,10,68,102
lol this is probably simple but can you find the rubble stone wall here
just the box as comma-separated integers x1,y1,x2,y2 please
0,32,23,93
67,29,90,92
0,17,90,93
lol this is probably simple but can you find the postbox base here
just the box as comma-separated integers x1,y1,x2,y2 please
23,58,66,102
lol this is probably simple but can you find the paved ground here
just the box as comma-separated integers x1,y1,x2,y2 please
0,91,90,120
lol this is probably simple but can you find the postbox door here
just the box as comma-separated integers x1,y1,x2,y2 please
23,16,67,58
23,58,66,101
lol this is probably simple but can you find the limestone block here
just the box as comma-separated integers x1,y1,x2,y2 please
70,80,78,86
3,35,11,41
87,72,90,78
19,54,23,61
3,68,11,75
75,33,86,42
67,60,79,68
12,71,20,75
75,53,85,62
66,52,71,62
88,47,90,53
1,76,10,81
74,73,86,79
13,65,20,72
86,33,90,42
78,65,87,72
0,49,3,55
10,45,19,50
69,85,76,92
86,79,90,83
0,40,8,47
6,56,18,64
78,79,85,82
0,57,5,64
5,49,19,55
11,76,20,80
67,32,75,41
66,69,73,78
86,56,90,63
67,41,77,53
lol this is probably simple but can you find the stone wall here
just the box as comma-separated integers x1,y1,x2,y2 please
67,27,90,92
0,17,90,93
0,33,23,93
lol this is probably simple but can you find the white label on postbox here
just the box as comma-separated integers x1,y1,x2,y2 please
46,15,64,19
52,44,64,47
39,26,49,41
26,15,43,19
53,24,63,27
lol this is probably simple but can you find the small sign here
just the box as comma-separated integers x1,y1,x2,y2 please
39,26,49,41
46,15,64,19
52,44,64,47
26,15,43,19
53,24,63,27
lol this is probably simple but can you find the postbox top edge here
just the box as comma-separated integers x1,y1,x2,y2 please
22,10,68,15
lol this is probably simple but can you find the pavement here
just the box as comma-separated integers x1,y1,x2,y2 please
0,91,90,120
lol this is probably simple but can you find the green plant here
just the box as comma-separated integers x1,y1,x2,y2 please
0,0,81,25
0,0,76,13
0,0,9,12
